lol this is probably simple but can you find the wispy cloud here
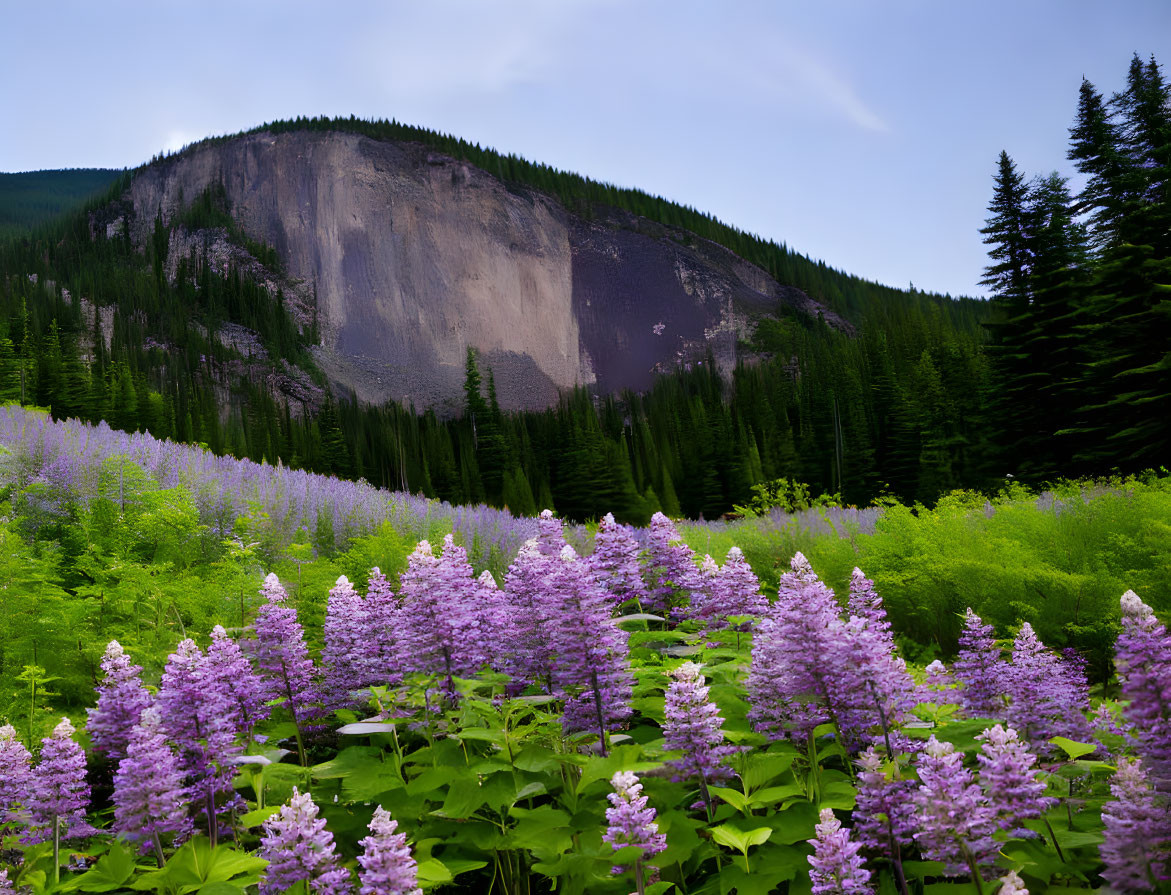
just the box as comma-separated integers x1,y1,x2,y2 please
356,0,617,101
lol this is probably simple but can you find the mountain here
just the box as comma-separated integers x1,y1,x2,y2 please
0,119,991,518
122,129,852,412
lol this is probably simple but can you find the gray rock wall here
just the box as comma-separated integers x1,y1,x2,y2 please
128,131,838,410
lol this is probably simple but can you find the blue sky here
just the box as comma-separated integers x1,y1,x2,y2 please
2,0,1167,298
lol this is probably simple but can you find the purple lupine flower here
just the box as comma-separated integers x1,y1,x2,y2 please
259,787,353,895
550,545,634,741
0,721,32,820
922,660,961,705
779,551,820,592
357,805,422,895
749,560,844,741
1005,623,1091,750
112,706,193,859
0,868,11,893
807,808,873,895
953,609,1008,718
642,512,702,616
853,746,917,859
913,736,998,878
826,615,917,752
1099,758,1171,892
1115,590,1171,783
398,536,485,692
86,640,153,763
251,573,324,759
588,512,648,611
500,539,559,694
205,625,269,741
365,567,402,685
1092,701,1136,744
690,547,767,629
998,870,1028,895
25,718,92,845
536,508,568,556
603,771,667,875
975,724,1054,833
156,639,241,838
663,662,735,799
751,556,914,751
847,569,892,644
0,723,33,824
474,570,508,669
322,575,374,710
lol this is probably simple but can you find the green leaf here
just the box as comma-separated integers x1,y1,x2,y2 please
196,883,252,895
1049,736,1099,760
512,744,560,773
61,839,137,892
739,750,797,792
415,857,487,890
646,883,677,895
133,837,267,892
710,823,773,855
708,785,750,813
438,777,486,819
238,805,281,828
454,726,505,744
748,783,806,807
575,744,659,793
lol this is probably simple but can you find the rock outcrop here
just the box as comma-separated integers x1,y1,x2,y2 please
127,131,842,411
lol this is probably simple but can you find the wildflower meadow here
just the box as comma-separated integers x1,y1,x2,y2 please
0,406,1169,893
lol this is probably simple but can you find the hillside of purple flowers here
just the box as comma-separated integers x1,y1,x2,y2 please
0,505,1168,893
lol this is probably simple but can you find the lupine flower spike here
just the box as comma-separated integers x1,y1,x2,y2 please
997,870,1028,895
358,805,423,895
1005,623,1091,750
27,718,93,885
259,787,353,895
87,640,153,764
588,512,648,611
975,725,1054,834
953,609,1007,718
1099,757,1171,892
156,639,241,841
808,808,873,895
549,545,633,747
322,575,374,710
663,662,735,815
0,723,33,825
251,573,323,763
913,736,997,880
205,625,270,742
112,707,192,862
854,745,917,860
603,771,667,894
1115,590,1171,784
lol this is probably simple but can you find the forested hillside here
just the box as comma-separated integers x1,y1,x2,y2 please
0,168,121,240
2,53,1165,522
0,172,990,521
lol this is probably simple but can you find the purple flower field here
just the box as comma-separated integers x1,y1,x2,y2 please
0,497,1168,893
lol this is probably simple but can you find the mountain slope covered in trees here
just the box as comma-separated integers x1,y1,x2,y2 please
0,168,122,240
0,101,1035,520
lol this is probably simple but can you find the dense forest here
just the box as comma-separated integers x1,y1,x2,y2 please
0,54,1165,523
0,169,121,240
981,53,1170,481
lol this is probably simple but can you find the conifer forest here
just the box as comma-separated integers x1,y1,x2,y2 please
0,52,1167,895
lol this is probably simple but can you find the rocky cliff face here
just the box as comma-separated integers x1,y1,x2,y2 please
128,131,842,411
